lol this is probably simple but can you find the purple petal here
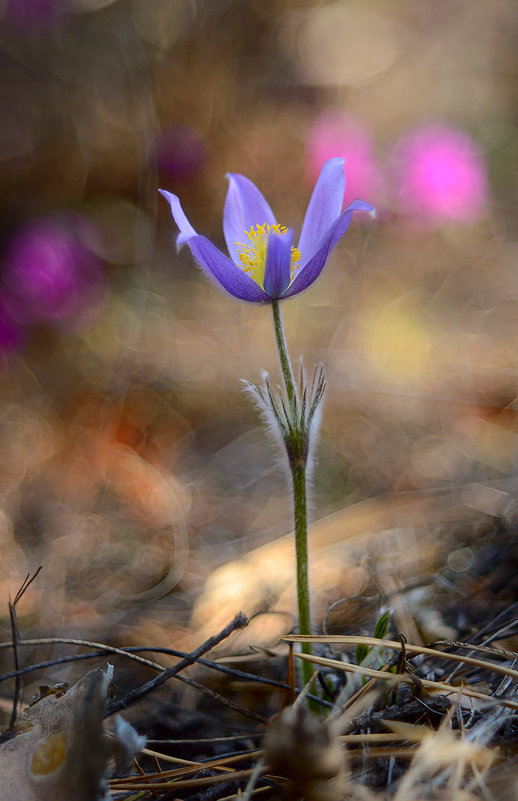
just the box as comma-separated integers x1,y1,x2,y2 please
324,199,374,251
263,230,293,299
223,174,277,264
297,157,345,263
283,200,374,299
159,189,197,249
187,235,269,302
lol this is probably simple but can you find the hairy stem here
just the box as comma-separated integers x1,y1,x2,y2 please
270,300,313,687
271,299,296,413
291,463,313,684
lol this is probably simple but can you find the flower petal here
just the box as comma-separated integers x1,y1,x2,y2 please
223,174,277,264
159,189,197,249
324,199,374,251
297,157,345,263
187,235,269,302
263,230,293,299
283,200,374,299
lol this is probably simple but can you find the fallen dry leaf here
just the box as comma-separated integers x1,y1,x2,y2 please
0,666,144,801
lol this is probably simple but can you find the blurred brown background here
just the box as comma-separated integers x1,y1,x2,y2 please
0,0,516,652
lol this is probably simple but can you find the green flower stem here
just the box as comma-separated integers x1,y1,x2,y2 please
271,299,296,413
270,300,314,687
291,462,314,685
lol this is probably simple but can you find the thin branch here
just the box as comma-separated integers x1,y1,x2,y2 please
104,612,248,717
172,673,268,724
0,641,331,709
8,567,42,728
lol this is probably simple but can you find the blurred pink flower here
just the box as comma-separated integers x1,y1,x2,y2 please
395,124,488,226
307,111,382,208
2,213,106,331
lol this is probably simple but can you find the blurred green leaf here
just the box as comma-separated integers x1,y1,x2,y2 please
355,643,370,665
373,609,390,640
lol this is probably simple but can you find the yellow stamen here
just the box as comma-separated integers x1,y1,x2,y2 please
235,224,301,289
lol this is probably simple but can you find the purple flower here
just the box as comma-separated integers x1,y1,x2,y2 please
160,158,374,303
395,124,488,227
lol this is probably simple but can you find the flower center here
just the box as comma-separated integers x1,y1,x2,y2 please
235,224,300,288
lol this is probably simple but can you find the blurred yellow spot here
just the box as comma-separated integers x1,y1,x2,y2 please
31,731,67,776
236,224,300,288
363,295,430,384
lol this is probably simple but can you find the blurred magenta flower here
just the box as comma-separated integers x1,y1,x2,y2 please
0,296,25,355
307,111,383,207
158,124,206,182
395,124,488,226
2,213,105,330
160,158,373,303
